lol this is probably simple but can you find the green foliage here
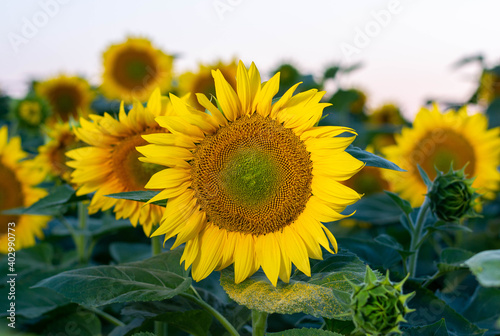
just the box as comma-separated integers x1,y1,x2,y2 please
34,250,191,307
266,328,344,335
346,145,405,172
465,250,500,287
220,250,380,320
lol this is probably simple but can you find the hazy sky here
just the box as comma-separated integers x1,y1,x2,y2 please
2,0,500,119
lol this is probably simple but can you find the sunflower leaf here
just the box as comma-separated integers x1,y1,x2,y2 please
464,250,500,287
220,249,381,319
105,190,166,207
384,191,413,215
345,145,405,172
417,164,433,188
2,184,87,215
33,250,190,307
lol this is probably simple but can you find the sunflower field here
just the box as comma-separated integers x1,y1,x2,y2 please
2,32,500,336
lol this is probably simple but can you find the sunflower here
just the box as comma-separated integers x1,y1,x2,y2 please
36,75,93,123
368,103,405,126
383,104,500,207
0,126,50,253
12,95,50,130
138,61,364,285
101,37,174,103
66,90,174,236
36,122,81,183
178,60,237,111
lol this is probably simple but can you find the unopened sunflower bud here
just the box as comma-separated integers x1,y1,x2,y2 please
349,266,415,336
428,165,480,222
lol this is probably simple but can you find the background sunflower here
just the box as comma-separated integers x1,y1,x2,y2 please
101,37,174,103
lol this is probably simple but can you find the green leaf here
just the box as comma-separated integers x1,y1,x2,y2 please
384,191,413,215
404,281,486,336
464,250,500,287
220,250,380,320
267,328,344,336
417,164,433,188
106,190,165,206
437,248,475,273
346,193,402,225
131,333,156,336
336,237,400,270
374,234,413,259
346,146,405,172
42,312,101,336
324,66,340,81
462,287,500,333
34,250,191,307
404,319,450,336
2,184,87,215
429,224,473,233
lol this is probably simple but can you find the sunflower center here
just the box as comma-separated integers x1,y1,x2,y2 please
113,49,157,90
112,131,164,191
19,101,42,125
0,163,23,233
48,85,82,120
418,128,475,180
191,114,313,236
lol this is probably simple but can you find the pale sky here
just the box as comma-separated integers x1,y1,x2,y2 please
2,0,500,119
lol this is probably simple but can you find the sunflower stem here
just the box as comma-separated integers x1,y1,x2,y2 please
76,201,89,264
408,197,431,277
151,233,163,256
180,293,240,336
252,310,268,336
87,307,125,327
151,233,168,335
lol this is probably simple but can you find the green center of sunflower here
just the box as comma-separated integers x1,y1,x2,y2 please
113,49,158,90
0,163,23,233
418,128,475,180
112,131,164,191
220,148,280,207
191,113,313,236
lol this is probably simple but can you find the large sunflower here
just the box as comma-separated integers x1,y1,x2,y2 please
178,60,237,111
139,62,364,285
36,122,81,183
36,75,94,123
66,90,174,236
101,37,174,103
383,104,500,207
0,126,50,253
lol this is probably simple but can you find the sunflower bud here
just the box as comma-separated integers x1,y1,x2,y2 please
428,165,479,222
350,266,415,336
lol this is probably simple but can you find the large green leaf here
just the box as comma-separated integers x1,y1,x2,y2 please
267,328,343,336
2,184,87,215
404,319,450,336
384,191,413,215
34,250,190,307
461,287,500,334
464,250,500,287
404,282,486,336
336,237,400,270
106,190,165,206
220,250,380,319
345,145,405,172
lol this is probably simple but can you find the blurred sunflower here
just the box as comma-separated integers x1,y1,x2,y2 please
66,89,172,236
101,37,174,103
139,61,364,285
12,95,50,130
369,133,397,153
36,75,93,123
368,103,405,126
36,122,81,183
383,104,500,206
0,126,50,253
178,60,237,110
